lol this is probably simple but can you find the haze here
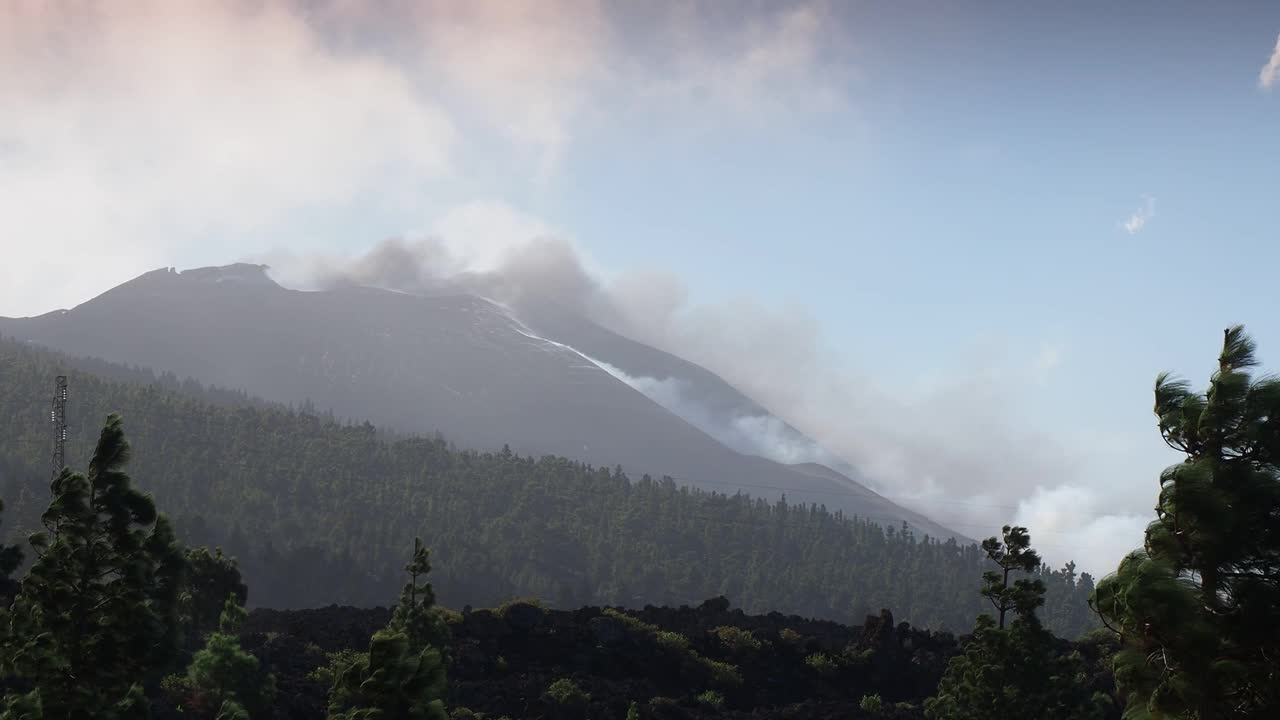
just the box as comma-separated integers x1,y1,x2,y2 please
4,0,1280,577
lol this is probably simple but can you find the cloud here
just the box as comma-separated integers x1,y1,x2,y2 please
1121,195,1156,235
1260,32,1280,90
0,1,456,317
1013,485,1151,578
277,200,1171,574
629,1,850,121
591,359,839,467
0,0,852,318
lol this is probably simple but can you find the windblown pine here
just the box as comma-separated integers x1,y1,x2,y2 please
1092,326,1280,719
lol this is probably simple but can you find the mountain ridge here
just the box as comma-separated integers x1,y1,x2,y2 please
0,263,963,542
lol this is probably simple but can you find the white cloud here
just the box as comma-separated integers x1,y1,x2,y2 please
410,0,610,181
0,1,456,317
1121,195,1156,235
1259,32,1280,90
1013,485,1151,577
0,0,853,318
619,1,851,134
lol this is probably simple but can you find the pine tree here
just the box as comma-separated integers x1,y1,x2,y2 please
177,594,275,720
327,538,449,720
389,538,450,654
326,629,447,720
181,547,248,648
981,525,1043,629
2,413,187,718
1092,326,1280,719
926,527,1106,720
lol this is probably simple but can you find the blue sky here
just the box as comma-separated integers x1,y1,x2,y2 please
4,0,1279,572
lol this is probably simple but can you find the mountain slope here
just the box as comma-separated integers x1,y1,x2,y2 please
0,337,1099,635
0,263,959,540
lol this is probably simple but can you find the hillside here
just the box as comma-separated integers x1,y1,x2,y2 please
0,264,959,541
0,337,1097,636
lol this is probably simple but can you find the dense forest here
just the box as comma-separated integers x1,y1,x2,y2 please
0,337,1097,637
0,409,1119,719
0,326,1276,719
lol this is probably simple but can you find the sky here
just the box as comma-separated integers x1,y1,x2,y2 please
3,0,1280,576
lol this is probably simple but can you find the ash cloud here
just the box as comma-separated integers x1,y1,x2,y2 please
267,218,1171,575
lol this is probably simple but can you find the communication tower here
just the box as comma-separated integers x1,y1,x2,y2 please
51,375,67,480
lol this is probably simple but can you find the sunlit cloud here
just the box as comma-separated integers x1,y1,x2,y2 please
1259,32,1280,90
1121,195,1156,235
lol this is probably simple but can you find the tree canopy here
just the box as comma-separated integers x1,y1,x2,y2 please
1092,326,1280,719
0,338,1100,637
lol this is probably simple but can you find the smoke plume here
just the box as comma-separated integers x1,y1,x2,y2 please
265,215,1168,575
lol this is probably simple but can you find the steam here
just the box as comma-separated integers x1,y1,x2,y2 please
264,208,1173,575
591,360,839,467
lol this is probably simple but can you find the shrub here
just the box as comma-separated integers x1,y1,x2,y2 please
700,658,743,688
655,631,690,652
602,608,660,635
779,628,805,647
712,626,762,653
496,597,544,617
805,652,840,675
860,693,883,713
695,690,725,709
546,678,590,706
648,697,679,712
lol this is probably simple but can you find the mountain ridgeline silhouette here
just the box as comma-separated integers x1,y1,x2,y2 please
0,263,960,541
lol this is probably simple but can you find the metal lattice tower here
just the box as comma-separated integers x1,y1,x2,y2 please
51,375,67,480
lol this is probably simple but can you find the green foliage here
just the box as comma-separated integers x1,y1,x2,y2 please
654,631,690,652
925,615,1105,720
327,629,448,720
625,701,640,720
859,693,884,713
182,547,248,647
981,526,1045,629
214,700,249,720
695,690,724,709
1092,326,1280,720
495,598,544,616
599,609,741,688
926,528,1107,720
778,628,804,648
180,595,276,719
307,649,368,687
711,625,761,653
545,678,589,706
326,534,450,720
389,538,450,654
2,414,187,718
601,608,659,635
804,652,840,676
0,690,42,720
0,342,1099,637
699,657,742,688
